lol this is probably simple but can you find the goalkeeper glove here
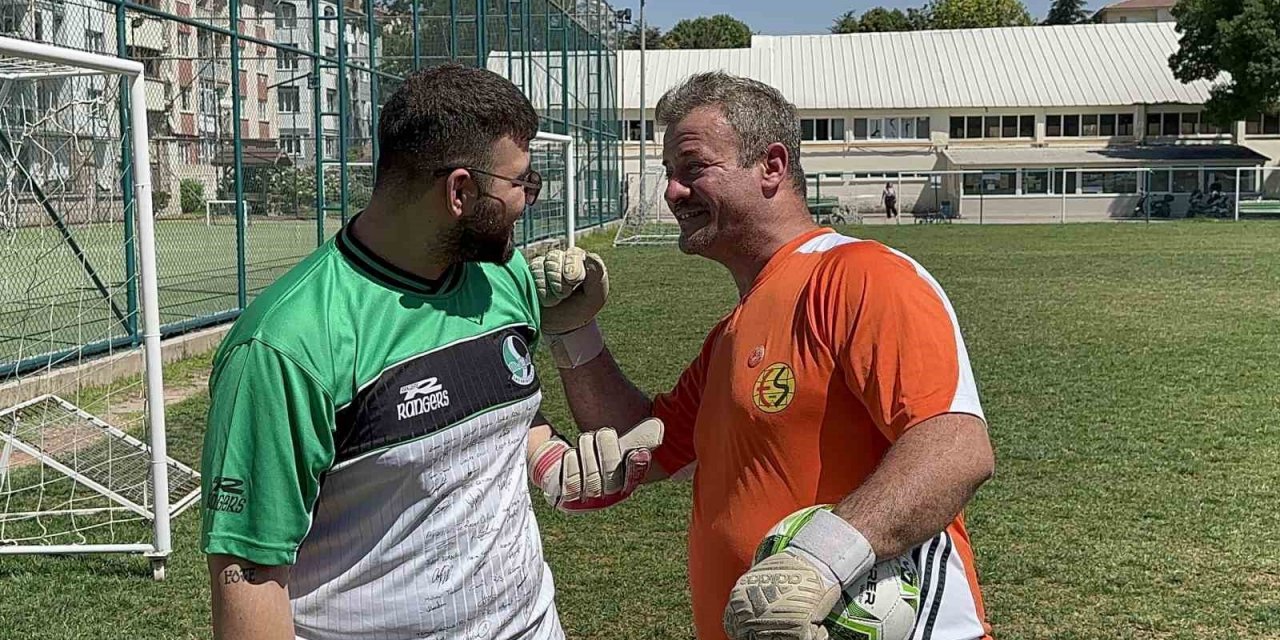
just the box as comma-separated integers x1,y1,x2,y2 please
528,418,663,513
723,508,877,640
529,247,608,368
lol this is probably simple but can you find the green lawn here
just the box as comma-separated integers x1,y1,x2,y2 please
2,221,1279,639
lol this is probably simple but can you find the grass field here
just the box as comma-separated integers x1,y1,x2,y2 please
2,221,1279,639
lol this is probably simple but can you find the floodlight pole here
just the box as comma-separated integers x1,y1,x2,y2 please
638,0,647,211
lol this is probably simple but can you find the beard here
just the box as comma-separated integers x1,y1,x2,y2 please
443,196,517,265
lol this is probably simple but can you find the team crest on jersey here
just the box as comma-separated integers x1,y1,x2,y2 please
752,362,796,413
503,334,536,386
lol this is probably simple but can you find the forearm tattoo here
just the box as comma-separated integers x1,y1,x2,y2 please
222,567,263,585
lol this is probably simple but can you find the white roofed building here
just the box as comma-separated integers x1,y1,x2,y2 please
607,22,1280,222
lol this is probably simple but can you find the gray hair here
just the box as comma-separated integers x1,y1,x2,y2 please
655,71,806,196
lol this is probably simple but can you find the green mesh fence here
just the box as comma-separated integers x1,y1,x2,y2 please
0,0,621,378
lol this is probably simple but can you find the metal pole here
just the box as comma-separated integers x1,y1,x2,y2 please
638,0,646,213
128,70,171,579
115,2,139,344
231,0,247,310
1235,167,1241,221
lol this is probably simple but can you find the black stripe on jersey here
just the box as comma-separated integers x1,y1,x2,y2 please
333,325,539,464
913,536,940,640
920,533,954,640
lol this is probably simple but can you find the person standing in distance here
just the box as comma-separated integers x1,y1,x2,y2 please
201,63,661,640
530,71,995,640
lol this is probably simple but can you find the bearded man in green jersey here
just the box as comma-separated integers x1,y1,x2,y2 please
200,64,662,640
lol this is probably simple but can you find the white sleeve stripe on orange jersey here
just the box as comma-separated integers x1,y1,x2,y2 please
884,247,986,423
795,232,986,423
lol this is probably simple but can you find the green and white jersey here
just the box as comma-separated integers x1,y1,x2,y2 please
200,219,562,640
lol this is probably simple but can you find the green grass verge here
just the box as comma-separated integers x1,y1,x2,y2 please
2,221,1279,639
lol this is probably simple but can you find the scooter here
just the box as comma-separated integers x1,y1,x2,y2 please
1135,193,1173,218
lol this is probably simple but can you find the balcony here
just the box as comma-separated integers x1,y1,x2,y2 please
129,16,167,51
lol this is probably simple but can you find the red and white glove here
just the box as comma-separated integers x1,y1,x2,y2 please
528,418,663,513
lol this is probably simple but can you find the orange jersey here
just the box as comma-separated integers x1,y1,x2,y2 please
652,228,992,640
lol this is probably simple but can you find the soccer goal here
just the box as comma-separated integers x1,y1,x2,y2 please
0,36,196,580
205,199,250,227
613,168,674,246
524,131,578,249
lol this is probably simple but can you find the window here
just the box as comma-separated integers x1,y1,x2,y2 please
325,135,338,158
950,116,965,139
1162,113,1180,136
985,116,1000,139
1082,114,1099,137
625,120,653,141
1246,113,1262,135
276,2,297,28
1265,113,1280,136
1063,115,1080,137
278,86,300,112
962,170,1017,196
86,29,105,52
178,32,190,56
850,116,925,141
966,116,982,139
280,133,303,155
324,5,335,33
258,100,268,120
1147,114,1163,137
198,31,212,58
1024,170,1050,194
181,88,191,110
1105,172,1138,194
1181,112,1199,136
34,11,44,42
1099,114,1116,137
278,46,299,70
1118,114,1135,137
1172,169,1199,193
1020,115,1034,138
800,118,845,142
1201,119,1224,135
1001,115,1018,138
1047,115,1062,137
1149,170,1171,193
1055,170,1079,195
1,11,17,35
326,88,337,112
325,46,336,59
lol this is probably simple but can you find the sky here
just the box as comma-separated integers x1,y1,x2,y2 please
610,0,1068,35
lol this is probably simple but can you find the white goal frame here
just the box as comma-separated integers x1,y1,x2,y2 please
0,36,175,579
205,199,250,227
532,131,578,248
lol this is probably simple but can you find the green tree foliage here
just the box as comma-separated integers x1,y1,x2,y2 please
927,0,1034,29
1044,0,1090,25
663,14,753,49
1170,0,1280,126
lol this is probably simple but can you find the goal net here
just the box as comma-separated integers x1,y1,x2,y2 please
0,36,193,579
521,131,577,249
613,168,674,246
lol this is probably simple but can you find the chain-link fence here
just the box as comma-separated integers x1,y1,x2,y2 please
0,0,621,377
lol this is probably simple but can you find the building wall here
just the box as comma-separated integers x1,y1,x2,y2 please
1099,8,1174,23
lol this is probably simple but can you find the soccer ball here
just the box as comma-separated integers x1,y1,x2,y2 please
754,505,921,640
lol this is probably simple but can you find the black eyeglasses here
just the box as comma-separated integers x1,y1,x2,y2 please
435,166,543,206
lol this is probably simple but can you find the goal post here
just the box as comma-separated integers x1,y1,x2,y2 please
0,35,187,580
529,131,577,249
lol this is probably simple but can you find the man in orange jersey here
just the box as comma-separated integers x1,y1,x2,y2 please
529,71,995,640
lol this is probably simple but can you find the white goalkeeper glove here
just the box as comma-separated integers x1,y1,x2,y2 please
527,418,663,513
724,509,877,640
529,247,609,368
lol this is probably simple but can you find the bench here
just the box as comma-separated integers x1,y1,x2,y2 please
1238,199,1280,218
808,198,846,225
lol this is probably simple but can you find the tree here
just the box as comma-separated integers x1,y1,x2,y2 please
1044,0,1090,25
856,7,913,32
927,0,1034,29
831,10,860,34
621,24,665,49
1170,0,1280,126
906,7,932,30
663,14,753,49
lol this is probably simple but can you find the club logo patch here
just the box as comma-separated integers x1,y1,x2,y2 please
752,363,796,414
747,345,765,368
503,334,536,386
